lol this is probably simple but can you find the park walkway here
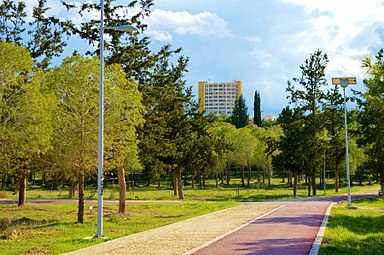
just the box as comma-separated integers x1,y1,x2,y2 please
189,201,331,255
64,192,377,255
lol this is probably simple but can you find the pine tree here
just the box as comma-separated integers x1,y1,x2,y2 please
358,49,384,198
231,95,248,129
254,91,262,126
286,49,329,196
0,0,69,69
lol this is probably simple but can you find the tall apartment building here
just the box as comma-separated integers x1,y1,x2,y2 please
198,80,242,116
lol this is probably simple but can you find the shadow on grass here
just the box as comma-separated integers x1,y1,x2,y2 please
321,235,384,255
327,214,384,235
321,203,384,255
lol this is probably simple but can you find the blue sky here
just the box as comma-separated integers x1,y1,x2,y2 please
24,0,384,116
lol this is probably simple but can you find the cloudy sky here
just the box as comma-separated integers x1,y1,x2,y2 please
143,0,384,116
26,0,384,116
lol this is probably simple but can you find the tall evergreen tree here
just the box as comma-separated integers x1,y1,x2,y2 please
231,95,248,129
286,49,329,196
358,49,384,198
254,90,262,126
60,0,216,199
0,0,70,69
323,85,345,192
276,107,306,197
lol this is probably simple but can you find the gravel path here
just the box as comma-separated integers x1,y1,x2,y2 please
64,204,279,255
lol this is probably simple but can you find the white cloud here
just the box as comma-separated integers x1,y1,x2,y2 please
145,30,173,42
279,0,384,78
146,9,233,40
246,35,262,43
16,0,99,25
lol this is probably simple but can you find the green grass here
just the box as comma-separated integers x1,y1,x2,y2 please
320,198,384,255
0,201,237,255
0,177,380,254
1,177,379,202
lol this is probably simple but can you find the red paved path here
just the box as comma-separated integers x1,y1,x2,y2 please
191,193,377,255
192,201,329,255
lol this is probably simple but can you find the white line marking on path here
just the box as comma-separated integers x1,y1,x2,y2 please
183,205,287,255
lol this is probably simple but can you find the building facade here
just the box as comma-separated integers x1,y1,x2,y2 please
198,80,242,116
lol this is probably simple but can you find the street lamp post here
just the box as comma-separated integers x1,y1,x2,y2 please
323,148,326,194
331,77,357,208
96,0,137,238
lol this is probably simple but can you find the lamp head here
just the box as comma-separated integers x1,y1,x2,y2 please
103,25,138,32
331,77,357,88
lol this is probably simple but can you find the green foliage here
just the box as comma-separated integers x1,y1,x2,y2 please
358,49,384,192
47,56,100,177
254,90,262,126
103,63,144,174
0,42,53,205
62,0,153,56
231,95,248,129
322,85,345,192
276,107,305,173
0,0,69,69
284,50,330,196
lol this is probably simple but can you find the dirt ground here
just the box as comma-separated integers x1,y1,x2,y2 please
64,204,279,255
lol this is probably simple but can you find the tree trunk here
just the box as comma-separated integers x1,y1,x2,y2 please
256,167,260,183
146,168,151,186
293,172,298,198
335,164,339,192
117,165,126,214
262,169,265,183
69,178,75,199
173,172,178,196
380,172,384,199
18,170,27,206
312,169,317,196
202,173,206,189
175,168,184,199
267,165,271,188
289,171,293,187
191,174,195,189
215,174,219,188
77,173,85,223
131,173,135,192
247,162,251,188
226,162,230,185
241,166,245,187
282,168,285,183
307,175,311,197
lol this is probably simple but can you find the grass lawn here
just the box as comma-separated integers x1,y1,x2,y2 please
0,177,379,202
320,198,384,255
0,177,380,254
0,201,237,255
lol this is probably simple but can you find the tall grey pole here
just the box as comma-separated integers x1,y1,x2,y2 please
323,149,326,194
96,0,105,238
342,84,352,207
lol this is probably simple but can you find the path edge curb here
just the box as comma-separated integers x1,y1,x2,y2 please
309,202,336,255
183,204,286,255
